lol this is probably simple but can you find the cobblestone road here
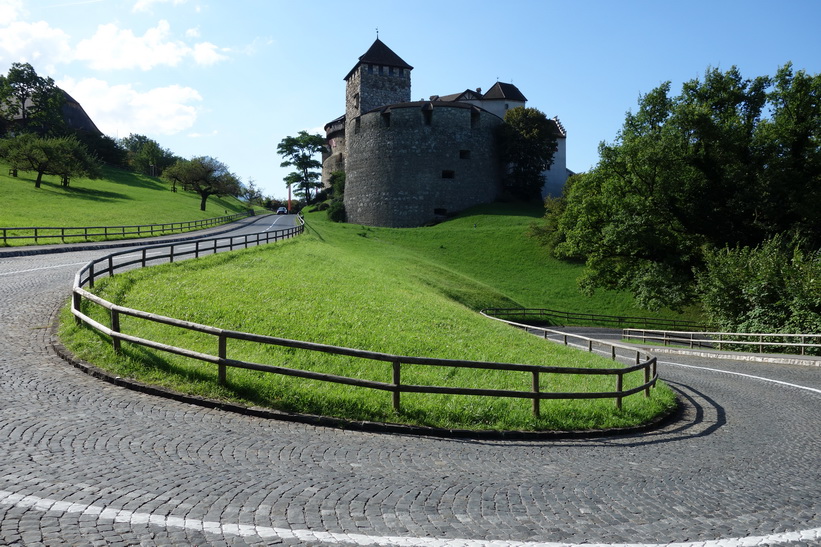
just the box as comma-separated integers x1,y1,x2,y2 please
0,231,818,546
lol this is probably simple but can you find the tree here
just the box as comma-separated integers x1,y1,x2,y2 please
164,156,241,211
497,107,559,200
541,64,821,311
697,237,821,343
277,131,326,204
240,179,264,206
327,170,346,222
0,133,101,188
119,133,178,177
0,62,66,136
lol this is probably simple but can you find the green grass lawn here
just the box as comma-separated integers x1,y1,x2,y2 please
60,205,683,432
0,161,253,245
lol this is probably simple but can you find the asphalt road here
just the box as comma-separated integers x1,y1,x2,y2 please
0,216,818,547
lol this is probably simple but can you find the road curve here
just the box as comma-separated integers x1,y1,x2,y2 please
0,219,819,546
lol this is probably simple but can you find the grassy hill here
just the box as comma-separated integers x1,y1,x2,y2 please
0,161,252,232
58,194,688,431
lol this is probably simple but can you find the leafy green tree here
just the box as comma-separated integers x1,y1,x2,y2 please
0,133,100,188
0,62,66,136
697,237,821,344
241,179,264,206
277,131,325,204
497,107,559,200
119,133,178,177
327,170,346,222
164,156,241,211
543,64,821,311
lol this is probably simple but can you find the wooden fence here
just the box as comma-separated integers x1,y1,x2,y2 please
1,210,253,245
623,329,821,356
69,223,659,417
483,307,705,331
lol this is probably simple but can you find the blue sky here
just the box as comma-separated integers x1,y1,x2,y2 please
1,0,819,199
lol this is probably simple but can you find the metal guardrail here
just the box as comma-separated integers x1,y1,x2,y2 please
483,307,706,331
69,222,658,417
623,329,821,356
1,210,254,245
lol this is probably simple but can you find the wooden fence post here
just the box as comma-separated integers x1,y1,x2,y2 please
73,291,82,325
392,361,401,412
532,371,540,418
111,308,121,353
218,333,227,386
616,371,623,409
644,363,651,397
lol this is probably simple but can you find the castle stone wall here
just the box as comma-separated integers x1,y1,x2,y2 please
344,103,503,227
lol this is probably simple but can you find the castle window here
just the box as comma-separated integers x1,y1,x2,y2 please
470,109,480,128
367,64,373,74
423,109,432,126
441,170,455,179
381,111,391,128
354,93,360,110
354,117,361,134
389,66,395,76
459,150,471,159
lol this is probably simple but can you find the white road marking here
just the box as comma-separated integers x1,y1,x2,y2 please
660,360,821,395
0,261,88,276
0,490,818,546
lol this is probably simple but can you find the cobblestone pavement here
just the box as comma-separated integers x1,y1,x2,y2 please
0,232,819,546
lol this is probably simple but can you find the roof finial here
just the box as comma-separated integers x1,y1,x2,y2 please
376,27,379,38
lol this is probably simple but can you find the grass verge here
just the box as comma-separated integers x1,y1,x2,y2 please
59,205,678,432
1,162,253,245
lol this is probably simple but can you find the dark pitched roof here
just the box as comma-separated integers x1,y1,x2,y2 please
60,90,101,134
434,89,484,102
344,38,413,80
482,82,527,102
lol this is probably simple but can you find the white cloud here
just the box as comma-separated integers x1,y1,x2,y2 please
59,76,202,136
0,0,24,24
191,42,227,65
132,0,187,14
0,20,73,73
75,20,184,70
73,20,228,70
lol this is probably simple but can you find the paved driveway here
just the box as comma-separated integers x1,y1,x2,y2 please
0,224,818,546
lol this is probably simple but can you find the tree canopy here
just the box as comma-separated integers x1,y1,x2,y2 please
497,107,559,200
163,156,241,211
120,133,179,177
0,62,66,136
541,64,820,323
277,131,326,204
0,133,101,187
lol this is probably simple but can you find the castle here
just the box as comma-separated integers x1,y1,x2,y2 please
322,38,568,228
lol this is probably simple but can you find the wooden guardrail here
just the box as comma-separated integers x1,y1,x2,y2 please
1,210,254,245
483,307,705,331
69,222,659,417
623,329,821,356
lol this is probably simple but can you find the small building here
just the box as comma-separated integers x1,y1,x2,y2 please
322,38,568,227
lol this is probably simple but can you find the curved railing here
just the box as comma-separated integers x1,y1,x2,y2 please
68,220,658,418
1,210,254,246
623,328,821,356
483,307,705,331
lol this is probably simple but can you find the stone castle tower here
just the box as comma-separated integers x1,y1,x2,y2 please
344,38,413,122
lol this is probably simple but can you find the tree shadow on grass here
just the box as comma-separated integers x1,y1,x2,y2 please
101,168,167,191
13,177,133,203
